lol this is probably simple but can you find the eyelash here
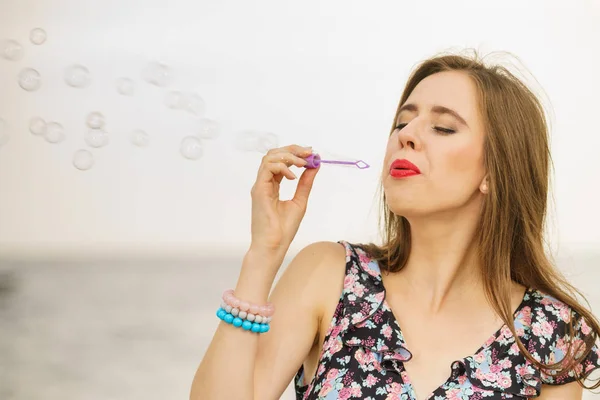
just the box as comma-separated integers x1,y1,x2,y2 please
395,123,456,135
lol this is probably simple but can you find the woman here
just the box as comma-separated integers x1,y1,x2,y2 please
191,51,600,399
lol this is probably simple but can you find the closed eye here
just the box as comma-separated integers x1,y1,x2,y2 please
395,123,456,135
434,126,455,134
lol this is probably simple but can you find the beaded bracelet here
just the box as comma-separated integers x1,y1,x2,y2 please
216,308,270,333
221,289,274,323
219,301,273,324
217,289,274,333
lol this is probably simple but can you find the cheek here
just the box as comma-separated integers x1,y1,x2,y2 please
432,140,485,185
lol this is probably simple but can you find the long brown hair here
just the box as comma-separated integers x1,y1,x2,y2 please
359,49,600,387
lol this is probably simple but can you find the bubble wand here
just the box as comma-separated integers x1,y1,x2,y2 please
304,153,369,169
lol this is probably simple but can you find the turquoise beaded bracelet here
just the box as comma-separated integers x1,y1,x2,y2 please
216,307,271,333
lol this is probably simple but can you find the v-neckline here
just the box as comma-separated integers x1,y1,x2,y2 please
379,284,531,400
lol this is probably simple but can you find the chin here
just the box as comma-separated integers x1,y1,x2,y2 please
384,186,422,214
385,201,425,218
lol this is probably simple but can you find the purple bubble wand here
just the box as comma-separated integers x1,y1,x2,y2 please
304,153,369,169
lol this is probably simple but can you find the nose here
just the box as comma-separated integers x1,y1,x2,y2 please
397,119,422,150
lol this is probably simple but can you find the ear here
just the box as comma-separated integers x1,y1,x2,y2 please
480,176,489,194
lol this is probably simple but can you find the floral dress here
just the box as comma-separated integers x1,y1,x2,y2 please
294,240,600,399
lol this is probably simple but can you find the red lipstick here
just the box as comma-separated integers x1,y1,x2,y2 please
390,159,420,178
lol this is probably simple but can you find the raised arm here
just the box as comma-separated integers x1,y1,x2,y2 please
190,144,321,400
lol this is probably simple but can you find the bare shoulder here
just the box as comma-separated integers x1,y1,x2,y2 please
269,240,348,335
288,240,346,265
253,241,348,399
301,241,348,314
274,241,347,305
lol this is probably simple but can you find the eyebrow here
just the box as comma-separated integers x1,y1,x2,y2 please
397,103,469,128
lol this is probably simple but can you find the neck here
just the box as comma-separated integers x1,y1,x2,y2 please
398,206,484,313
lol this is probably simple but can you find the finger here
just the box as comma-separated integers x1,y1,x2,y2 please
292,164,319,206
265,152,308,168
257,145,312,180
256,144,313,184
257,161,297,184
270,162,297,180
267,145,313,158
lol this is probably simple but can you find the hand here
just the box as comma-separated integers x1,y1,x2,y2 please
249,144,319,260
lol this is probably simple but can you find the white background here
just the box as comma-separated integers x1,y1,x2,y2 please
0,0,599,259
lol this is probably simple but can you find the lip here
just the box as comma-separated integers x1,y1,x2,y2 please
389,158,421,178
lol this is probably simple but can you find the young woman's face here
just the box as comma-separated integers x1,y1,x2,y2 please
382,70,488,217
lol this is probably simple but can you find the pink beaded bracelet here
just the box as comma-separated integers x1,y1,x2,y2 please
222,289,275,320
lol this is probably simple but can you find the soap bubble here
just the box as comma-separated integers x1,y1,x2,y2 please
165,92,206,116
234,130,279,153
116,77,135,96
142,62,171,87
0,119,9,147
180,136,203,160
64,64,91,88
29,117,47,136
44,122,65,144
256,133,278,152
165,91,185,109
1,39,23,61
184,93,206,116
86,112,105,130
73,149,94,171
29,28,47,45
85,129,109,148
130,129,149,147
197,118,220,139
18,68,41,91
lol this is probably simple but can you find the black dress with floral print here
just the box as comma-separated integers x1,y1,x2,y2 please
294,241,600,399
